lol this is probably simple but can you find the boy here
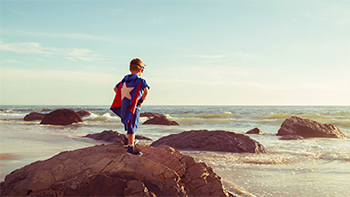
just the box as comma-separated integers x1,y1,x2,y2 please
110,58,150,156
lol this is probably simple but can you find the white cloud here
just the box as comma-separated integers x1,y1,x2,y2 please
0,40,55,55
0,40,103,62
2,30,113,41
9,8,28,16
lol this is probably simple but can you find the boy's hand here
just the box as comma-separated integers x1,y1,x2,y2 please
137,98,144,107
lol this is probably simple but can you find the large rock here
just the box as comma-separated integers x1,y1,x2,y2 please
40,109,83,126
246,127,263,135
76,110,91,118
85,130,152,144
0,144,233,196
151,130,268,154
277,116,346,138
142,113,179,126
24,112,47,121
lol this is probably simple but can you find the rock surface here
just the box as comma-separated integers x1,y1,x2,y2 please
246,127,263,135
23,112,47,121
40,109,83,126
76,110,91,118
151,130,268,154
0,144,233,196
142,113,179,126
85,130,152,144
277,116,346,138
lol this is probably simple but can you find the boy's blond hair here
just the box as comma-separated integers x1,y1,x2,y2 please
130,58,146,72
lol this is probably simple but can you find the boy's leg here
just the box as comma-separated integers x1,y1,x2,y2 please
125,109,142,156
127,134,135,145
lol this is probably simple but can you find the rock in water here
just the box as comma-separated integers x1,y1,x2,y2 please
143,114,179,126
0,144,233,196
40,109,83,125
76,110,91,118
151,130,268,154
85,130,152,144
277,116,346,138
246,127,263,135
24,112,47,121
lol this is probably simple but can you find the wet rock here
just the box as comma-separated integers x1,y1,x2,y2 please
151,130,268,154
85,130,152,144
143,113,179,126
246,127,263,135
0,144,233,196
23,112,47,121
40,109,83,126
76,110,91,118
277,116,346,138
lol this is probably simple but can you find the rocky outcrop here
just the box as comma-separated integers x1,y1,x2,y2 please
85,130,152,144
246,127,263,135
76,110,91,118
143,115,179,126
40,109,83,126
25,110,90,122
140,112,164,118
0,144,233,196
23,112,47,121
151,130,268,154
142,113,179,126
277,116,346,138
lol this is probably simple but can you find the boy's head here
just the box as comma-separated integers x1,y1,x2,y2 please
130,58,146,76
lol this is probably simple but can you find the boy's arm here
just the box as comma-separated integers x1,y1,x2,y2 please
114,86,118,93
142,87,149,100
138,87,149,106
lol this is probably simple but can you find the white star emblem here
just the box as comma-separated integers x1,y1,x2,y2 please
121,82,135,100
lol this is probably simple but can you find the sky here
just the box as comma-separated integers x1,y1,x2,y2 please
1,0,349,106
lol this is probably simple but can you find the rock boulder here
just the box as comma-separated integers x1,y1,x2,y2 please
246,127,263,135
142,113,179,126
0,144,233,196
85,130,152,144
277,116,346,138
76,110,91,118
40,109,83,126
151,130,268,154
24,112,47,121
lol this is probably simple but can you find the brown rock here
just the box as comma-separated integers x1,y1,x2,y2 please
151,130,268,154
23,112,46,121
246,127,263,135
141,112,179,126
277,116,346,138
0,144,233,196
40,109,83,125
143,115,179,126
76,110,91,118
85,130,152,144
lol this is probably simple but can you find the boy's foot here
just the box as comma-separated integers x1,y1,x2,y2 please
126,146,143,156
123,139,139,147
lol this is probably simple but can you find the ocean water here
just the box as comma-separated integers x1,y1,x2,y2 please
0,105,349,196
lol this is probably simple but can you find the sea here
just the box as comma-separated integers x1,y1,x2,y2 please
0,105,349,196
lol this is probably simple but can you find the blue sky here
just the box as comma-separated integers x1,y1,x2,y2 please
1,0,349,105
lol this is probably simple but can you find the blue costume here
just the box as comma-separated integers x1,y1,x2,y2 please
110,74,149,134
